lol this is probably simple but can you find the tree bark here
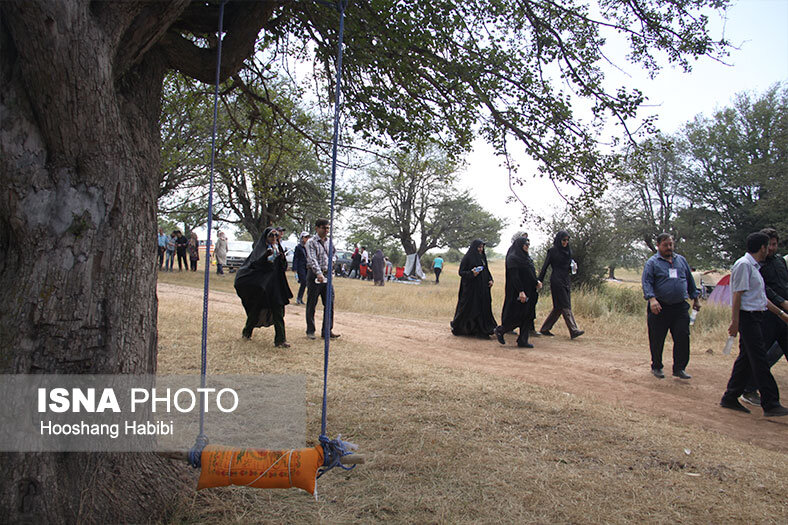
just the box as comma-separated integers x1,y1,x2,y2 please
0,2,272,521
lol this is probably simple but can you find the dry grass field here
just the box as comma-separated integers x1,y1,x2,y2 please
157,260,788,524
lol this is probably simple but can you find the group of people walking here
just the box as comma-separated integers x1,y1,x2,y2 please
641,228,788,417
235,219,339,348
224,219,787,419
450,231,584,348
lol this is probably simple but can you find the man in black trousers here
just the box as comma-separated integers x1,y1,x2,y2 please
641,233,701,379
720,232,788,417
304,218,340,340
740,228,788,406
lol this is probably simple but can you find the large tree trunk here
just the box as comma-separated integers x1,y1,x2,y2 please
0,4,191,522
1,1,274,520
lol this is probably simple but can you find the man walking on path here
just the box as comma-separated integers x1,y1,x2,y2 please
641,233,700,379
720,232,788,417
305,219,340,340
741,228,788,406
433,255,444,284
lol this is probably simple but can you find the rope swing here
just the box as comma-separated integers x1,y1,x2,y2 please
166,0,362,497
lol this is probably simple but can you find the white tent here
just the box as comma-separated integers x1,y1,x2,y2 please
403,253,426,279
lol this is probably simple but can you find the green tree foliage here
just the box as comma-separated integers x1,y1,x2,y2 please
619,134,686,253
681,84,788,260
611,84,787,267
349,145,503,256
539,203,648,288
158,67,337,241
278,0,730,199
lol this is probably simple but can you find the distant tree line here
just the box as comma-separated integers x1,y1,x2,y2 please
538,84,787,288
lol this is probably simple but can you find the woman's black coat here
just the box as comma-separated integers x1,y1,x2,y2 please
234,227,293,327
450,239,497,336
538,230,573,309
501,238,538,329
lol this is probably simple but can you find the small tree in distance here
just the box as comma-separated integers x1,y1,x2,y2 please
350,145,503,257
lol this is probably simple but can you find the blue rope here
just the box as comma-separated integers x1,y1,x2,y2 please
187,0,355,474
319,0,353,474
189,0,227,469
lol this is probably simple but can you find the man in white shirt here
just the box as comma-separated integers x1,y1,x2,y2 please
720,232,788,417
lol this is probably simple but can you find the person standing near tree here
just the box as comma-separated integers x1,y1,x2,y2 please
214,231,228,276
641,233,700,379
495,237,542,348
538,231,584,339
371,249,385,286
157,227,167,270
360,246,370,280
175,230,188,271
305,218,340,340
349,244,361,279
293,231,310,305
451,239,496,338
235,227,293,347
739,228,788,406
187,231,200,271
719,232,788,417
165,231,176,272
433,255,444,284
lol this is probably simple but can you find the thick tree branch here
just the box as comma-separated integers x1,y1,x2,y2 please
160,1,278,84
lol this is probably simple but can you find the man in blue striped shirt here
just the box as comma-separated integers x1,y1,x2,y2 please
641,233,700,379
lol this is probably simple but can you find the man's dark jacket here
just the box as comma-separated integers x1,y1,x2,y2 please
760,254,788,306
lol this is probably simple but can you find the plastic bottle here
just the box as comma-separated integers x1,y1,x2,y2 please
689,309,698,326
723,336,735,355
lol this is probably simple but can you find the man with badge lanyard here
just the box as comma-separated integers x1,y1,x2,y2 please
641,233,701,379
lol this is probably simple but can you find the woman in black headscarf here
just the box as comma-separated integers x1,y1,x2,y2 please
234,227,293,347
450,239,497,338
495,237,540,348
371,249,385,286
537,230,584,338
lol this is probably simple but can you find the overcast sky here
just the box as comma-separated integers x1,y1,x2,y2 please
461,0,788,250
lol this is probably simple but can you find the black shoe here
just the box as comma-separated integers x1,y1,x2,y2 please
720,397,751,413
672,370,692,379
540,330,554,337
651,368,665,379
570,330,585,339
306,332,316,340
517,342,534,348
321,332,340,339
763,405,788,417
740,391,761,406
242,328,252,340
275,341,291,348
494,327,505,345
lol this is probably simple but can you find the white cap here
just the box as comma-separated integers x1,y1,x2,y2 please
300,231,311,239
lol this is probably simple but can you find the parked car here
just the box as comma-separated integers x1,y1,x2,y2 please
225,241,254,270
334,250,353,268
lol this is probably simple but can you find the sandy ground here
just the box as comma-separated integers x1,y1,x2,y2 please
158,283,788,453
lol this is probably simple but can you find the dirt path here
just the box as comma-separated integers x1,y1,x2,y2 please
158,283,788,453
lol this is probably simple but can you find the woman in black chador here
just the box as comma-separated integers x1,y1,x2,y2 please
495,237,540,348
451,239,497,338
538,230,584,338
234,227,293,347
